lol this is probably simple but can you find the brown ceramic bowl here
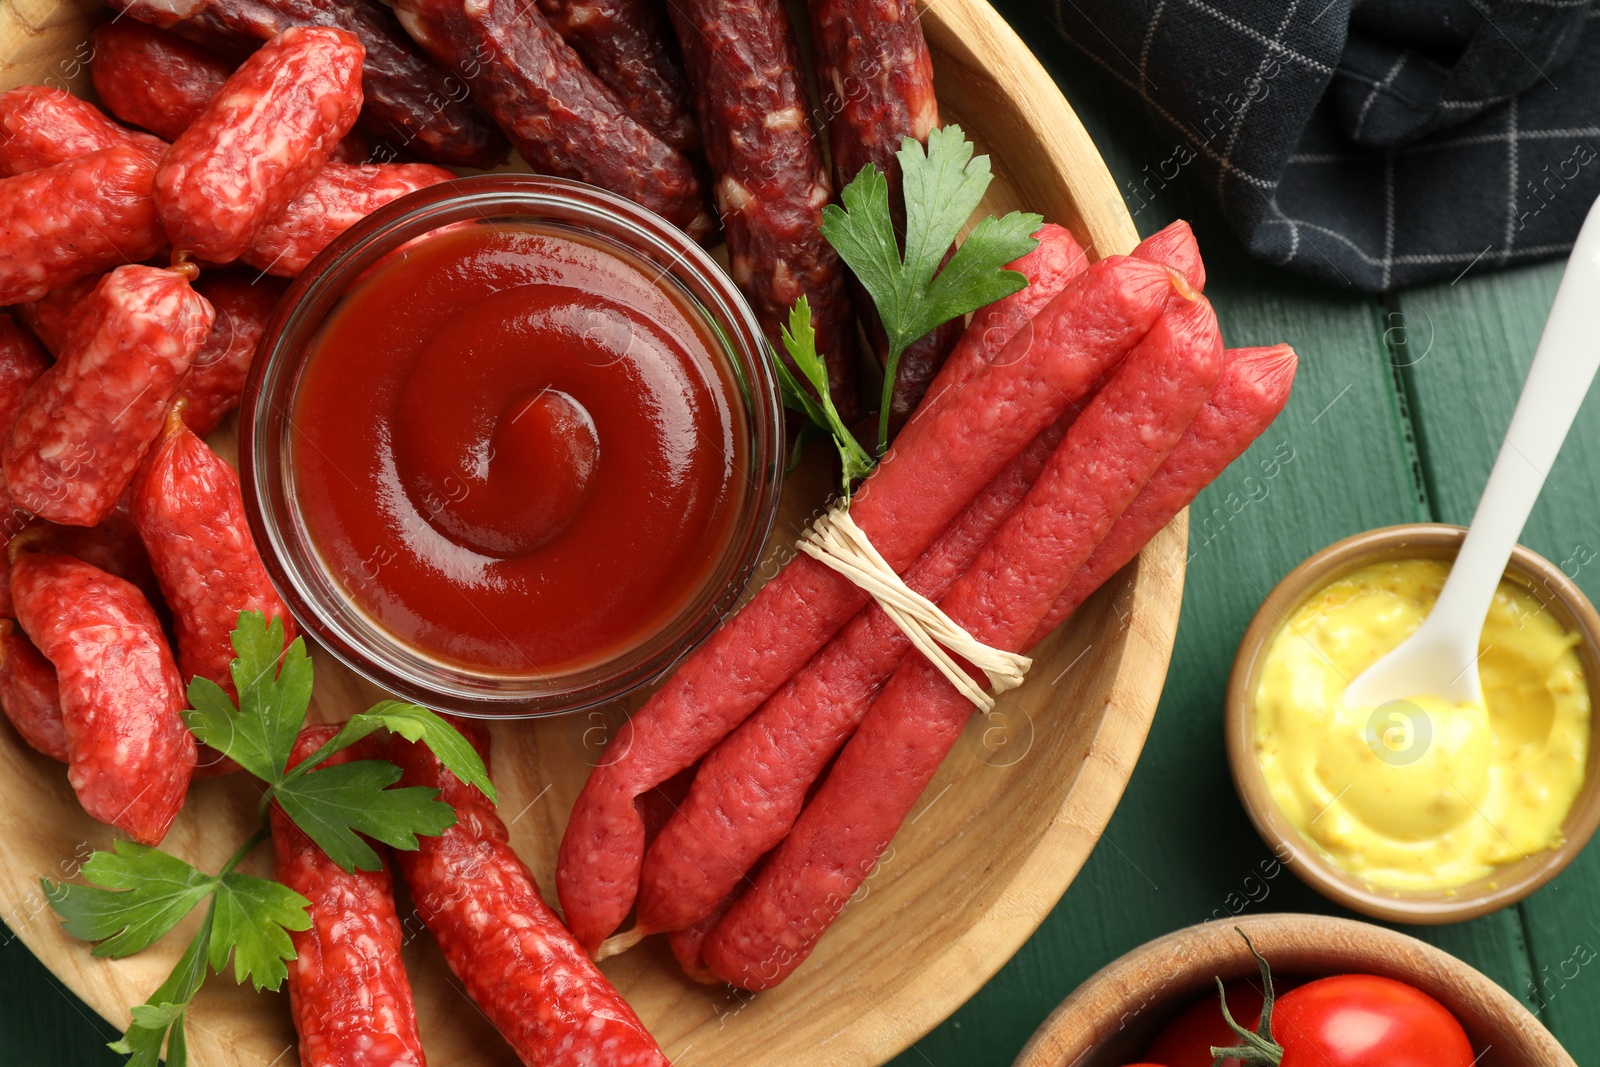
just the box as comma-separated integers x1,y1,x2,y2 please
1013,913,1575,1067
1225,523,1600,924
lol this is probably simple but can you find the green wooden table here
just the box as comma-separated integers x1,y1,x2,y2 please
6,8,1599,1065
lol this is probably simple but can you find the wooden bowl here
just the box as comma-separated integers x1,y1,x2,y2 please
1013,913,1575,1067
1226,524,1600,924
0,2,1185,1065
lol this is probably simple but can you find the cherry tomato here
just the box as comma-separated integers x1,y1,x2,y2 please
1129,931,1477,1067
1270,975,1474,1067
1137,981,1265,1067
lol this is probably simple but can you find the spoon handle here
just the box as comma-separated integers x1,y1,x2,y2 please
1432,194,1600,634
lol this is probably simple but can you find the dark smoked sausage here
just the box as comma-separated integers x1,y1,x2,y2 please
533,0,699,154
667,0,856,417
392,0,715,243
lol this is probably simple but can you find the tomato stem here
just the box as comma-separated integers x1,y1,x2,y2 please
1208,928,1287,1067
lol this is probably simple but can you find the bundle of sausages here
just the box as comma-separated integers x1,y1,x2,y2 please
555,221,1299,989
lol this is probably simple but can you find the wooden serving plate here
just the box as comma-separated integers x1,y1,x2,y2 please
0,1,1186,1064
1014,914,1574,1067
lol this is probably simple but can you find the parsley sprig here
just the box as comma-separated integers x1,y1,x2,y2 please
43,611,493,1066
781,125,1043,473
774,297,874,494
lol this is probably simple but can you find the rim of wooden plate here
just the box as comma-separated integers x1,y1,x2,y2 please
1012,913,1576,1067
0,1,1188,1064
1225,523,1600,925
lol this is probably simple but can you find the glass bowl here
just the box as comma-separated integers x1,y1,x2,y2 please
241,174,784,718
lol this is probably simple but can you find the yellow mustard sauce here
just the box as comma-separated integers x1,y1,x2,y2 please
1254,558,1591,892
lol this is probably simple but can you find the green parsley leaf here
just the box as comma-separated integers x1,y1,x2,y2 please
108,901,214,1067
288,700,497,805
208,872,310,991
775,297,875,494
164,1013,189,1067
821,125,1043,451
126,1003,187,1031
274,759,454,873
43,842,217,959
184,613,311,782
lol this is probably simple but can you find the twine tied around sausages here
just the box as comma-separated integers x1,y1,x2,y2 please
797,506,1032,711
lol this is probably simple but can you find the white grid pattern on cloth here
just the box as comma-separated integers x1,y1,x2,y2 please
1174,0,1335,75
1050,0,1281,191
1353,53,1408,141
1033,0,1600,290
1289,126,1600,162
1214,0,1306,210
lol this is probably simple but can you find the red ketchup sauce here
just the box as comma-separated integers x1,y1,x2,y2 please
290,224,748,675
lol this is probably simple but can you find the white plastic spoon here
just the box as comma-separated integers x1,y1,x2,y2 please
1343,194,1600,711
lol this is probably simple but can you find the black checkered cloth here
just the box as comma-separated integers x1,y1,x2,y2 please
993,0,1600,291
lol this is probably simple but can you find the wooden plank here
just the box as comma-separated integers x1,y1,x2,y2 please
1398,260,1600,1062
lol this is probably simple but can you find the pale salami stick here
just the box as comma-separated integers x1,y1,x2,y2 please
3,265,213,528
0,86,163,176
273,726,426,1067
154,25,365,263
91,20,235,142
0,621,67,762
11,549,194,845
390,724,669,1067
241,161,456,277
0,146,167,307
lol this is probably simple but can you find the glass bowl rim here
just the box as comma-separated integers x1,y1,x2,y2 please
239,174,785,719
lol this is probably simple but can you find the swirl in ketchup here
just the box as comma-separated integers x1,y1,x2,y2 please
291,223,748,675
